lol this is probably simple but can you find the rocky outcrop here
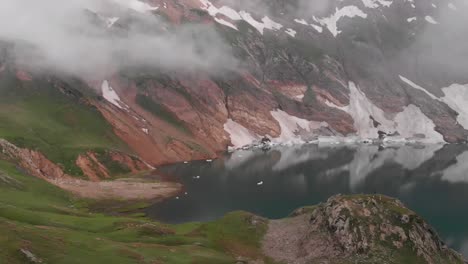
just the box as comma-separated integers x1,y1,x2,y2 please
0,139,67,181
263,195,465,264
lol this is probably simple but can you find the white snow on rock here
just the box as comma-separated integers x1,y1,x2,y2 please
361,0,393,9
200,0,283,34
337,82,444,142
425,16,439,24
407,17,417,22
142,128,149,134
106,17,119,28
101,80,129,110
285,28,297,37
448,3,457,10
270,109,328,144
394,105,444,143
399,75,438,100
441,84,468,129
214,17,238,30
224,119,259,149
294,18,308,25
200,0,241,20
400,76,468,130
294,18,323,33
339,82,395,139
310,24,323,33
112,0,159,13
239,12,283,34
316,6,368,37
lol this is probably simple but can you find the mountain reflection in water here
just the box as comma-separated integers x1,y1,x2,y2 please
147,143,468,257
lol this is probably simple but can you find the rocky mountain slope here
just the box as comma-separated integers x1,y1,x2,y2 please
1,0,468,178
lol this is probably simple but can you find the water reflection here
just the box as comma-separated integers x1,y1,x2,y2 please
147,143,468,257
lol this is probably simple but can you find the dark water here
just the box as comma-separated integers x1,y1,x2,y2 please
147,143,468,256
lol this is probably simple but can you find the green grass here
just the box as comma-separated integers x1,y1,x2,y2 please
0,74,128,176
135,93,191,135
0,159,266,264
94,150,132,176
199,211,269,260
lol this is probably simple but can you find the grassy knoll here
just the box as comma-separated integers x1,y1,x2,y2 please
0,160,270,264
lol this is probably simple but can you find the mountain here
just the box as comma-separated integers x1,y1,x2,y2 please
0,0,468,180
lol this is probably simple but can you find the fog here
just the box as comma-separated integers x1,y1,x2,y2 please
0,0,239,78
219,0,331,17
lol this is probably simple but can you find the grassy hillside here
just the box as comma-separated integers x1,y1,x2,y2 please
0,160,271,264
0,73,128,176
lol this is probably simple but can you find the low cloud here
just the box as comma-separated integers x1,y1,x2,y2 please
0,0,239,78
218,0,331,18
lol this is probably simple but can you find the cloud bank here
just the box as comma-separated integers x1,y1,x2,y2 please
0,0,238,78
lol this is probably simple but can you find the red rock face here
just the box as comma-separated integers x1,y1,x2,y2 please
76,153,112,182
16,70,32,81
91,75,225,166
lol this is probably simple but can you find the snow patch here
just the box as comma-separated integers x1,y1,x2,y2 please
112,0,158,13
400,76,468,131
441,84,468,129
294,18,308,25
316,6,368,37
360,0,393,9
101,80,129,110
200,0,283,34
285,28,297,37
339,82,444,142
224,119,259,149
106,17,119,28
340,82,395,139
394,105,444,143
270,110,328,144
425,16,439,24
399,75,438,100
214,18,238,30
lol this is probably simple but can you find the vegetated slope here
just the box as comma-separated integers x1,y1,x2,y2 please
0,160,268,264
0,160,463,263
0,69,127,176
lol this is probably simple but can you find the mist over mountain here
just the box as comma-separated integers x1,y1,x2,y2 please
0,0,238,78
1,0,468,168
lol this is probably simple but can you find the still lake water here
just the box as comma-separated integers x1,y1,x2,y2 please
147,143,468,256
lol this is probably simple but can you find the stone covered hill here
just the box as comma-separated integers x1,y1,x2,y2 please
263,194,465,264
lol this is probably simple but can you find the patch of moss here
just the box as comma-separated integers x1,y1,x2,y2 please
135,94,191,135
94,150,131,176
